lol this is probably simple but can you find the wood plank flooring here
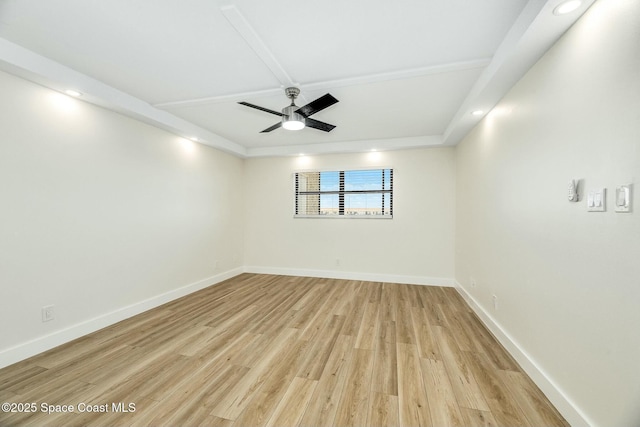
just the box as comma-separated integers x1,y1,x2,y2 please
0,274,569,427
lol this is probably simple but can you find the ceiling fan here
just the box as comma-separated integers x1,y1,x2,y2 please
239,87,338,133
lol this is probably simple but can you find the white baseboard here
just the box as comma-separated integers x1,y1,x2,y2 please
243,265,454,287
454,281,593,427
0,268,243,370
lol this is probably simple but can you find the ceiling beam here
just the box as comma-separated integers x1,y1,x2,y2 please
0,37,247,157
442,0,597,146
220,4,306,101
153,58,490,109
245,135,443,158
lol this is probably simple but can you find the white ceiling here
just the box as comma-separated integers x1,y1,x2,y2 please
0,0,595,157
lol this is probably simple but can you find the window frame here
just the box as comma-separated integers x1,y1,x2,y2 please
293,167,393,219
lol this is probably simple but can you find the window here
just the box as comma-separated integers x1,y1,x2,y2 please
294,168,393,218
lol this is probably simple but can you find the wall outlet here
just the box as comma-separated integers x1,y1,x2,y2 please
213,260,219,270
470,277,477,288
492,295,498,311
42,305,55,322
335,258,341,267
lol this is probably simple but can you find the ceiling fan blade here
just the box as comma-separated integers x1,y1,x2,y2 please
305,118,336,132
260,122,282,133
295,94,339,118
238,101,284,117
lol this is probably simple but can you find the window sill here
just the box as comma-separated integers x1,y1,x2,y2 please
293,215,393,219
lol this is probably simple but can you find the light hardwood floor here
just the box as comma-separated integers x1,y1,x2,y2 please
0,274,568,427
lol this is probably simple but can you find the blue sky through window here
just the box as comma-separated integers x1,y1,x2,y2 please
318,169,392,214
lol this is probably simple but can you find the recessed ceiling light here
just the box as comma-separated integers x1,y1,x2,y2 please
553,0,582,15
65,89,82,97
189,136,199,142
471,110,484,116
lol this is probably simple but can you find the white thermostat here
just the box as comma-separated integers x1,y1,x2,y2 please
568,179,579,202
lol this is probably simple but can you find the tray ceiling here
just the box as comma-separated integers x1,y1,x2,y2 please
0,0,595,157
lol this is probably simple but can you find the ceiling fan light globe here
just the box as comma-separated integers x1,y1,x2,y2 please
283,119,305,131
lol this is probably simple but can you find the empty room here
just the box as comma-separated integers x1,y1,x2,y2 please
0,0,638,426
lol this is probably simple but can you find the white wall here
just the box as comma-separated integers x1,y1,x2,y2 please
455,1,640,426
0,70,244,367
2,2,638,424
244,148,456,285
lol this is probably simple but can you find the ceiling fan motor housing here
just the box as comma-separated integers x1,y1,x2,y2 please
282,104,305,129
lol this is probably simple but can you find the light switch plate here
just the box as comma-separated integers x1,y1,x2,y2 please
615,184,631,213
587,188,606,212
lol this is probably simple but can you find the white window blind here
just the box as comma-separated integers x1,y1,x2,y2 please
294,168,393,218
